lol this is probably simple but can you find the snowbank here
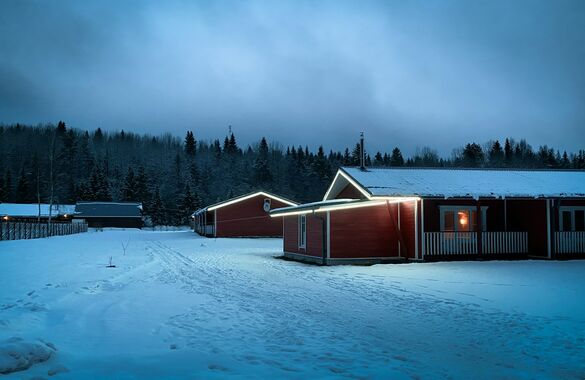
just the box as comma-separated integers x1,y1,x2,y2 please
0,337,55,374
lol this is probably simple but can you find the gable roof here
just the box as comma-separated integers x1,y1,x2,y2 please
0,203,76,217
75,202,142,218
194,191,297,215
324,167,585,200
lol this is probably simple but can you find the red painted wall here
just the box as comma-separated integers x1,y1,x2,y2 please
283,214,323,258
399,201,417,259
215,194,291,237
329,204,398,258
504,199,548,256
282,201,418,260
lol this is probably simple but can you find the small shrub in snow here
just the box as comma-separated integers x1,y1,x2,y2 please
0,337,56,374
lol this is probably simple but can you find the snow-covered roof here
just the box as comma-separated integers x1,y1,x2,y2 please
270,199,357,216
338,167,585,199
0,203,76,217
75,202,143,218
194,191,298,215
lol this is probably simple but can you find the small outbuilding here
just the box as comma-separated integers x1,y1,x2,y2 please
0,203,76,223
193,191,297,237
74,202,143,228
270,167,585,265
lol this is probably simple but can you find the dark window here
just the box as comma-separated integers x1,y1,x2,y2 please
443,211,455,231
562,211,572,231
575,210,585,232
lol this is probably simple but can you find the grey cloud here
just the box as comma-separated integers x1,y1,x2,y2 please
0,0,583,155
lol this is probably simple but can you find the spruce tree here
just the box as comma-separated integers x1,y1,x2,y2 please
0,175,6,202
461,143,484,167
122,167,137,201
390,148,404,166
134,166,150,205
184,131,196,157
149,187,166,226
253,137,272,185
504,138,513,166
15,168,34,203
488,140,504,167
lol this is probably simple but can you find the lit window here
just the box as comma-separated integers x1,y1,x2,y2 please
440,206,486,232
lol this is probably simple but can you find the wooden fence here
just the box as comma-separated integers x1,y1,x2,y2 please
0,222,88,241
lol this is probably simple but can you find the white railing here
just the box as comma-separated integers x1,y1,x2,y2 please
482,232,528,254
555,232,585,254
424,231,529,256
424,232,477,255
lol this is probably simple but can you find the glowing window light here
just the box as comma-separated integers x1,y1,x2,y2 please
458,211,468,226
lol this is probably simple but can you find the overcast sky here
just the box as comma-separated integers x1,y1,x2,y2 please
0,0,583,155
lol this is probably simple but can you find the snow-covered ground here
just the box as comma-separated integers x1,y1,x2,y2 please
1,229,584,379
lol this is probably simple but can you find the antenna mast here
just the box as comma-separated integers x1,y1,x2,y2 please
360,131,365,170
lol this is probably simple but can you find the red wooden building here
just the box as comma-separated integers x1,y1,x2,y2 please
193,191,297,238
270,167,585,265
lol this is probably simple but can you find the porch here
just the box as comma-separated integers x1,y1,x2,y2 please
555,232,585,254
423,231,529,256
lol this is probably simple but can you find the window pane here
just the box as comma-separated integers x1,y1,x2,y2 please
562,211,572,231
575,210,584,232
443,211,454,231
471,210,477,232
457,210,471,232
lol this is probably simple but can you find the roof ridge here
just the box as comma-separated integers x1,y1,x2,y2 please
341,166,585,173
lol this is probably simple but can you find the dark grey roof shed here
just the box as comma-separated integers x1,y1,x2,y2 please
75,202,142,218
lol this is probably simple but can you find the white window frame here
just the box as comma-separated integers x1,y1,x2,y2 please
559,206,585,232
298,214,307,249
439,205,488,232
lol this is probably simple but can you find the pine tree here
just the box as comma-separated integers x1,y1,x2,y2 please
184,131,196,157
0,175,6,202
134,166,150,204
89,166,111,201
488,140,504,167
56,120,67,135
461,143,484,167
351,143,361,166
15,168,34,203
561,151,570,168
504,138,513,166
373,152,384,166
149,187,166,226
121,167,137,201
253,137,272,185
390,147,404,166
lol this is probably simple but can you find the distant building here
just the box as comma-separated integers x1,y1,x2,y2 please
271,167,585,265
74,202,143,228
193,191,297,237
0,203,76,223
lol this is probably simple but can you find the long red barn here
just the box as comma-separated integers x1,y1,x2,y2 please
193,191,297,238
271,167,585,265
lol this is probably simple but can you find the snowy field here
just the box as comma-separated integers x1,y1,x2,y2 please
1,230,585,379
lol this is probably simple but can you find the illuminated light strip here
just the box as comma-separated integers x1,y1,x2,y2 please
271,197,419,218
370,196,421,202
207,191,297,211
323,170,372,201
